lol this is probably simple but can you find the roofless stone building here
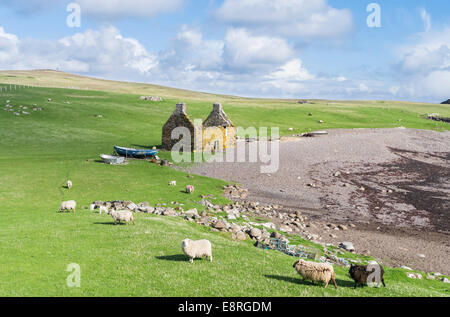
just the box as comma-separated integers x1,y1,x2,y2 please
162,102,236,152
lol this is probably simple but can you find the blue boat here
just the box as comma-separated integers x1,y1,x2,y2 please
114,146,158,158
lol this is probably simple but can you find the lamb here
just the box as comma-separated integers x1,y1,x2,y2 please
349,263,386,288
59,200,76,213
110,210,135,225
293,259,337,289
99,206,109,215
66,180,72,189
181,239,213,263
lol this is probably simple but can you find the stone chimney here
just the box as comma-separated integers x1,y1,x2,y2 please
213,102,222,112
174,102,187,115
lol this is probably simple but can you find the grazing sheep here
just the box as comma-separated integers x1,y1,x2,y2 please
181,239,213,263
185,185,194,194
59,200,76,213
89,204,96,211
110,210,135,225
293,259,337,289
169,181,177,186
99,206,108,215
349,263,386,288
66,180,72,189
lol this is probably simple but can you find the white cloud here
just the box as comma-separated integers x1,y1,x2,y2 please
420,8,431,32
265,59,313,81
0,27,19,61
216,0,353,41
394,27,450,100
223,28,294,70
0,26,158,78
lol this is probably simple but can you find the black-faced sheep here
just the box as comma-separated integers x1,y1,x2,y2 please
349,263,386,288
293,259,337,289
181,239,213,263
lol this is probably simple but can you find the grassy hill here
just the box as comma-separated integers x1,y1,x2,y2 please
0,71,449,297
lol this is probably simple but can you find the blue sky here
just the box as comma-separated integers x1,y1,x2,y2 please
0,0,449,102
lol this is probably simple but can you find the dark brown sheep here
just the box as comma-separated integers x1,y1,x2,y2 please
349,263,386,288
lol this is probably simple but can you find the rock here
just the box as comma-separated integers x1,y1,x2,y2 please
337,224,348,231
401,266,413,271
330,234,338,238
227,215,236,220
349,223,356,228
236,231,246,241
271,231,282,239
334,171,341,177
279,225,292,233
213,221,226,230
339,241,355,252
163,208,176,216
126,202,138,211
417,254,426,258
249,228,262,239
185,208,198,217
440,99,450,105
406,273,416,279
361,250,371,256
230,224,242,234
261,222,276,230
359,187,365,191
160,159,170,166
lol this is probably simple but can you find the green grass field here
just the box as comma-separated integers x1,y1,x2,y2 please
0,71,449,296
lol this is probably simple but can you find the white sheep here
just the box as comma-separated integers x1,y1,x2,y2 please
110,210,135,225
169,181,177,186
99,206,108,215
59,200,76,213
293,259,337,289
66,180,72,189
181,239,213,263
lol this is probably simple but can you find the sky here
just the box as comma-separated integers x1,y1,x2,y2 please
0,0,449,102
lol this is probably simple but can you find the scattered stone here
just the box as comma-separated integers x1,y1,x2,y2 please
334,171,341,177
236,231,246,241
185,208,198,217
417,254,426,258
339,241,355,252
213,220,226,230
163,208,176,216
249,228,262,239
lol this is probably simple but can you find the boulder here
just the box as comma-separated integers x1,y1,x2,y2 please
249,228,262,239
185,208,198,217
441,99,450,104
236,231,246,241
213,220,226,230
339,241,355,252
163,208,176,216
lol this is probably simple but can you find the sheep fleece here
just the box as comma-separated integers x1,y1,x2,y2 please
181,239,213,263
60,200,76,212
111,210,134,224
293,259,337,288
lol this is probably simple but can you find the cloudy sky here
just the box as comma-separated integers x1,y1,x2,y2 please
0,0,449,102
